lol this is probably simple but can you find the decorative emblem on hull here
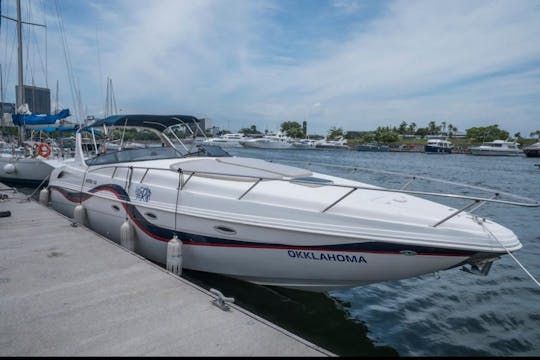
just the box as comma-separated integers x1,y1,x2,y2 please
135,186,152,202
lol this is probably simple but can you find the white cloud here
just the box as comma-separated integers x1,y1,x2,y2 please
8,0,539,135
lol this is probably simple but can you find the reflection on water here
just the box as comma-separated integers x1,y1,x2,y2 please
182,269,397,356
224,148,540,356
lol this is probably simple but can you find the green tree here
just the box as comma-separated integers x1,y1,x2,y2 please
239,125,262,135
530,130,540,139
427,121,440,135
374,128,399,143
466,125,509,142
448,124,458,137
362,133,375,143
327,126,344,140
407,122,417,135
280,121,304,139
415,127,429,138
398,121,408,135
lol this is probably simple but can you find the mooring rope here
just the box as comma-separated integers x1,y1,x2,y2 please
478,218,540,288
25,173,50,201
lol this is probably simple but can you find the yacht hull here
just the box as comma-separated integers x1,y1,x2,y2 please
241,141,293,149
469,149,523,156
0,156,56,186
425,145,452,154
48,179,507,292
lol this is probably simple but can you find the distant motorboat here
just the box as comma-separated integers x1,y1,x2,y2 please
240,132,294,149
0,140,69,186
523,142,540,158
469,140,523,156
315,137,349,150
356,143,390,152
425,139,453,154
292,139,318,149
203,133,247,148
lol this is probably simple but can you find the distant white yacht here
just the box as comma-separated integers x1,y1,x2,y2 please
469,140,523,156
203,133,247,148
240,132,294,149
291,139,318,149
315,137,349,150
425,139,453,154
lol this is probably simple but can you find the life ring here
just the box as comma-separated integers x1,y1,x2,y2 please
37,143,52,158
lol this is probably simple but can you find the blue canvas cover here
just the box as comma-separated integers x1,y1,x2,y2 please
12,108,71,126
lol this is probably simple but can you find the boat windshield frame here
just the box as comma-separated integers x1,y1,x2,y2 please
79,116,226,166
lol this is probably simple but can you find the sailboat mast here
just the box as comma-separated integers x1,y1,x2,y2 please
16,0,25,144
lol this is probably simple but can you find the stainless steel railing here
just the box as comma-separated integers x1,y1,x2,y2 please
81,160,539,228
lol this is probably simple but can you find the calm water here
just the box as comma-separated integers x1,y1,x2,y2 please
17,148,540,356
219,148,540,356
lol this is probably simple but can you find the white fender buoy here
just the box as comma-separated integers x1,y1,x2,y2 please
3,163,16,174
73,204,87,226
39,188,50,206
120,219,135,251
166,235,183,276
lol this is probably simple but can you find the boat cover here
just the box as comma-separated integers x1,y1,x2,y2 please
170,157,312,180
85,114,200,131
12,109,71,126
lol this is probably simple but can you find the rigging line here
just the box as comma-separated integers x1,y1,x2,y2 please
54,0,80,121
275,159,538,204
479,220,540,289
95,26,103,112
1,2,16,96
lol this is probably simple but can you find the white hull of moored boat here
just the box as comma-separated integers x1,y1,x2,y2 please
469,149,523,156
45,115,534,292
49,183,476,291
0,156,58,185
48,156,520,292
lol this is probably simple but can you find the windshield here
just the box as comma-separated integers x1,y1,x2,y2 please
86,146,187,166
85,144,230,166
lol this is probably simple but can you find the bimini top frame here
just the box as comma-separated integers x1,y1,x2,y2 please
78,114,207,157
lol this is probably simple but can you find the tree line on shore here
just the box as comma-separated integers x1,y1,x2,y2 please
226,120,540,145
3,119,538,145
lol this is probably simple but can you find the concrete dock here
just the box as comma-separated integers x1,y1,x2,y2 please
0,185,333,356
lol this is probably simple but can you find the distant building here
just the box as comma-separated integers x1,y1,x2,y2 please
15,85,51,114
182,117,214,136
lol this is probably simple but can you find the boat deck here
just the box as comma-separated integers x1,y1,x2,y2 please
0,184,333,356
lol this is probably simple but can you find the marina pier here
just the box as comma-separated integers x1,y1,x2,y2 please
0,184,333,356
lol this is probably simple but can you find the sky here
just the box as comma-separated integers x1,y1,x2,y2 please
1,0,539,136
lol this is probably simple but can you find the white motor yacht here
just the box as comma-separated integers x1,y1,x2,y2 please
469,140,523,156
292,139,318,149
523,141,540,158
46,115,538,292
240,132,294,149
240,132,293,149
315,137,349,150
203,133,247,148
425,139,453,154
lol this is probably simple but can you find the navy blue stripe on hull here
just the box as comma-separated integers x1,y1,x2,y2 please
50,184,477,257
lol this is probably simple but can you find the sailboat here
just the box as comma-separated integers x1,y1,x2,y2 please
0,0,72,186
